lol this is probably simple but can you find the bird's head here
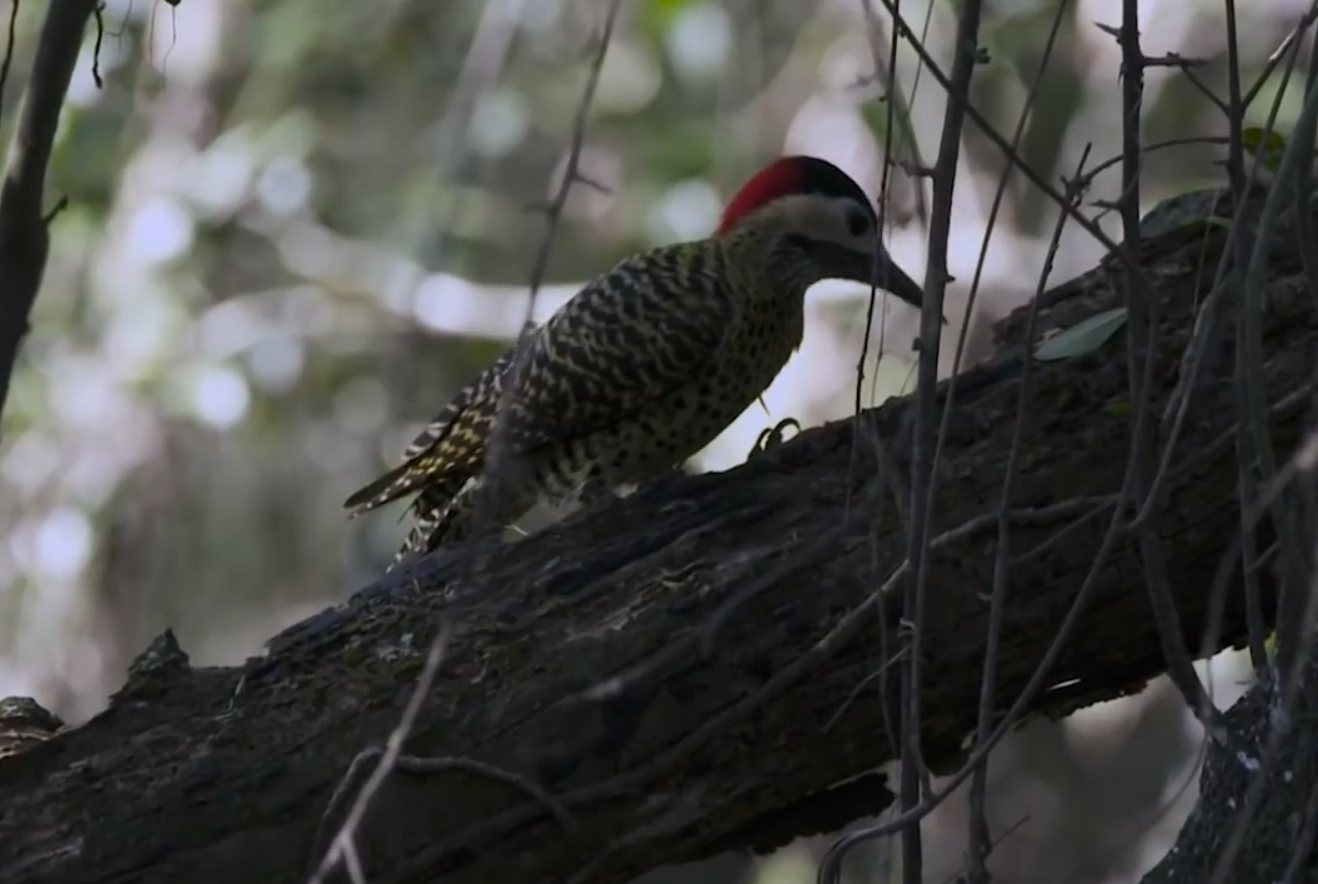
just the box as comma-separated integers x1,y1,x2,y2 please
717,155,925,312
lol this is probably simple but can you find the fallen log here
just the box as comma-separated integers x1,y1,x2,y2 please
1,186,1310,884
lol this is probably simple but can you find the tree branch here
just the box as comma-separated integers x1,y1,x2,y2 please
0,0,97,432
0,185,1311,884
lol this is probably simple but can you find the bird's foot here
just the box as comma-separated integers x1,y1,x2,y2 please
749,417,803,459
577,476,623,506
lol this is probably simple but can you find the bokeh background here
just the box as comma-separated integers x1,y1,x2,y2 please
0,0,1307,881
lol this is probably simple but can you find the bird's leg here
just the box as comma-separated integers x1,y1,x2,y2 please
749,417,802,459
475,468,544,538
387,489,474,571
402,469,538,562
577,475,624,506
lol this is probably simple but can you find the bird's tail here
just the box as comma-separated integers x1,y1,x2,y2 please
386,469,541,570
343,461,420,517
344,358,510,518
343,443,479,520
387,483,477,569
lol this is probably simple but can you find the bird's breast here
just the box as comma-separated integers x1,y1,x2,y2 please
527,288,806,504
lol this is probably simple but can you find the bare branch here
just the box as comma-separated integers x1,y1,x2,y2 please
1118,0,1221,727
476,0,623,538
890,2,986,883
307,625,451,884
0,1,20,123
0,0,99,435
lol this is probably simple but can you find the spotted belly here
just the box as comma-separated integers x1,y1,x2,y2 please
538,353,797,503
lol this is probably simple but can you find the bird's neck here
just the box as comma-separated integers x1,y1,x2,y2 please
717,226,818,300
711,229,809,363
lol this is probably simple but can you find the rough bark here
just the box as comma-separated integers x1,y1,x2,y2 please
1,186,1314,884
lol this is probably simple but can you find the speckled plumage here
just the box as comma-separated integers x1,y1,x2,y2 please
344,156,925,566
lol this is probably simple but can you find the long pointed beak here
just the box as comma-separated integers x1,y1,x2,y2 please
836,245,945,324
865,251,925,312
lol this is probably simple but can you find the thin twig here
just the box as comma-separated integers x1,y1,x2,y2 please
90,2,105,88
0,0,21,124
968,142,1092,884
1194,427,1318,884
1198,21,1318,883
1237,29,1318,687
852,0,907,420
858,0,930,229
1243,13,1317,111
1222,0,1271,676
949,0,1071,380
888,3,986,881
307,625,451,884
1291,30,1318,317
517,1,620,335
1148,1,1318,517
1072,135,1227,188
394,754,581,843
1118,0,1221,726
876,0,1133,268
888,0,939,225
921,25,1082,857
852,0,917,773
1271,13,1318,684
1177,62,1230,115
819,360,1169,873
921,0,1074,569
476,0,622,536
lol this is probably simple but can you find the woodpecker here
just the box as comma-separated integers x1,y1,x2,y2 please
344,155,925,566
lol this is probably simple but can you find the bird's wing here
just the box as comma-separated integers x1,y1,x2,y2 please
341,349,515,515
496,244,735,454
344,244,732,515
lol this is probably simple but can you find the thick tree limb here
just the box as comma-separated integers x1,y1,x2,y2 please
0,187,1313,884
0,0,96,430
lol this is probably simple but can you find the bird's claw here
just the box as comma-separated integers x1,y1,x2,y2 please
749,417,802,458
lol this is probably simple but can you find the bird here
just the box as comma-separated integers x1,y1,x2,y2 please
344,155,926,567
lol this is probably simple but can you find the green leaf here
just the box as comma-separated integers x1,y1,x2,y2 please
1033,307,1130,362
642,0,697,28
1241,126,1287,171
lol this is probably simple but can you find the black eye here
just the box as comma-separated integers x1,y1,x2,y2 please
845,205,872,237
